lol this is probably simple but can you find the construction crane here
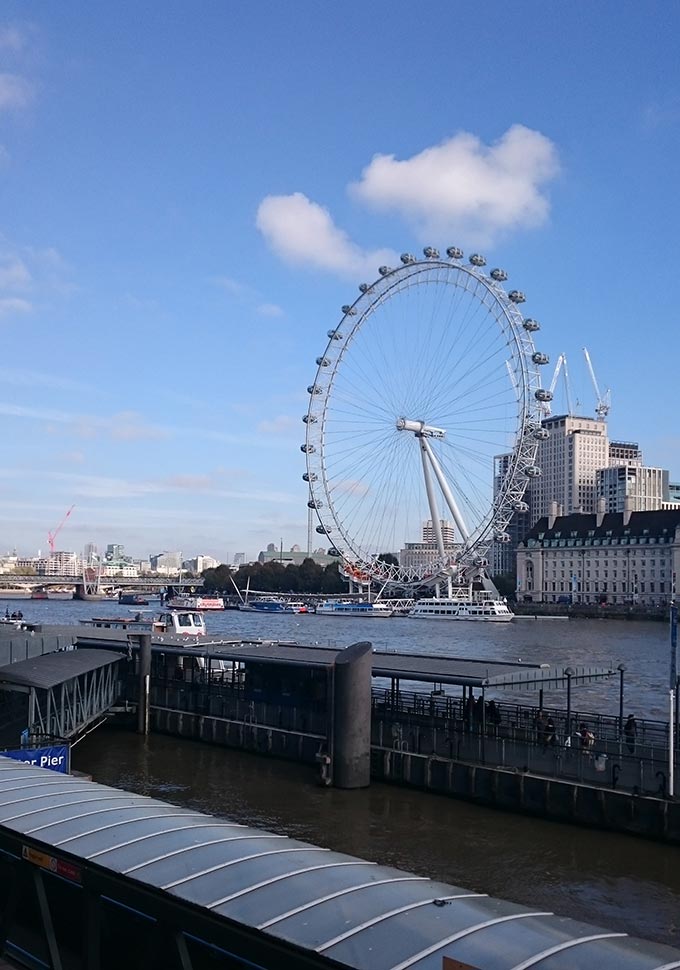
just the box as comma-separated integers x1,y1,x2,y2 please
583,347,611,420
545,353,574,416
48,505,75,553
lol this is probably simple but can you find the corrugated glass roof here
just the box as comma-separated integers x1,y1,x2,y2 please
0,756,678,970
0,647,121,689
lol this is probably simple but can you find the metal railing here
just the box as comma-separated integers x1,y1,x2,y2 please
371,687,676,798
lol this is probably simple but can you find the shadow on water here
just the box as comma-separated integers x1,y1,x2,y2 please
74,727,680,949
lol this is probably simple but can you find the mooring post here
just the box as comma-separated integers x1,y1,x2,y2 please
332,641,372,789
137,633,152,735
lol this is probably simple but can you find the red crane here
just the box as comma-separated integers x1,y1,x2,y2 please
48,505,75,553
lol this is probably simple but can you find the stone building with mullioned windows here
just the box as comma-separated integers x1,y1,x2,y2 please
516,504,680,606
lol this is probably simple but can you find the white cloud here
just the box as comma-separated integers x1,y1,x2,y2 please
0,27,27,52
0,296,31,316
0,72,33,110
350,125,559,245
256,192,397,278
214,275,250,296
257,302,284,318
0,256,30,289
0,367,96,393
257,414,297,434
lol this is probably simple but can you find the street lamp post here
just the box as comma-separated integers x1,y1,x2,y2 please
565,667,575,740
618,663,626,738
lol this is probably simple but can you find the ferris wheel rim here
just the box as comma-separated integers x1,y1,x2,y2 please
302,251,546,587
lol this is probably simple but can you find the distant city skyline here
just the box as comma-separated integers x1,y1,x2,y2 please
0,3,678,559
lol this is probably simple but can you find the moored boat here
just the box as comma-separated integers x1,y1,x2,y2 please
119,593,150,606
80,610,206,636
166,595,224,611
409,589,513,621
314,599,394,617
238,597,306,614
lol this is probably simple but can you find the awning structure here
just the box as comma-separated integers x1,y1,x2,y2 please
74,635,617,691
0,648,122,690
0,649,123,739
0,757,678,970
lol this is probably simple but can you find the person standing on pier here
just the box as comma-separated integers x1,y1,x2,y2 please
623,714,637,754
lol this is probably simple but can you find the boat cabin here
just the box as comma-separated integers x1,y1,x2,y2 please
80,610,206,636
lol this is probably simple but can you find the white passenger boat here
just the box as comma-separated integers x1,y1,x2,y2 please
80,610,207,636
165,595,225,611
409,590,513,621
314,600,394,617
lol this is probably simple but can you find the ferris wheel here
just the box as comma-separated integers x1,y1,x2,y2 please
301,247,551,587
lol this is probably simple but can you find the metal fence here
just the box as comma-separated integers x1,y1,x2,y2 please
372,688,676,798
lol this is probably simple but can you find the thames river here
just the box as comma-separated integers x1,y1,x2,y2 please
11,599,680,946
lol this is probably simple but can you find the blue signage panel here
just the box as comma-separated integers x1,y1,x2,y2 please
3,745,70,774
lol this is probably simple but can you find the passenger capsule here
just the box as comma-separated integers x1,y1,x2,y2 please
358,283,372,293
532,352,550,365
512,501,529,512
535,388,553,402
300,444,315,454
534,428,550,440
302,414,317,424
400,253,416,264
378,265,393,276
473,557,489,568
327,329,343,340
490,268,508,282
525,465,542,478
509,290,526,304
307,499,323,509
469,254,486,267
307,385,322,395
302,472,318,482
316,356,330,367
446,246,464,259
341,305,357,315
423,246,440,259
494,532,511,543
328,547,341,557
522,318,540,332
316,524,331,534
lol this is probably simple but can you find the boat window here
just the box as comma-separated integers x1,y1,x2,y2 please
178,614,192,627
192,613,202,624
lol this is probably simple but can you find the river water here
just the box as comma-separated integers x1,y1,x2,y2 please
11,599,680,947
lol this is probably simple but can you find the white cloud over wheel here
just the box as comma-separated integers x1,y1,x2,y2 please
256,125,559,274
351,125,559,244
256,192,396,278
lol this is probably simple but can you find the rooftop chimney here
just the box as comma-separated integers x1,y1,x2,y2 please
596,496,606,528
623,494,633,527
548,500,558,530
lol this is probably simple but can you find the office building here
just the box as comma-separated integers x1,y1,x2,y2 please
597,466,669,513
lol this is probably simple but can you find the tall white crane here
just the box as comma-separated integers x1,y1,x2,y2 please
545,353,574,416
583,347,611,420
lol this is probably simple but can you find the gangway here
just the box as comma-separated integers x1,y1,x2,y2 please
0,649,124,743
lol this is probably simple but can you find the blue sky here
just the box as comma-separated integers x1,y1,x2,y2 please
0,1,678,562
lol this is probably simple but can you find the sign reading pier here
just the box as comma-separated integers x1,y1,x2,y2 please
3,745,70,774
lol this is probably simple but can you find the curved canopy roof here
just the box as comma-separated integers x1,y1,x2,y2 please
0,757,678,969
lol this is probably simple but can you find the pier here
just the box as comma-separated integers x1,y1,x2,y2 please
3,629,678,843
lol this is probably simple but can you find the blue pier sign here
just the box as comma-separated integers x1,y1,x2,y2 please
3,745,70,774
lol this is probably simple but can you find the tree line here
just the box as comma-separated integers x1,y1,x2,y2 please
202,559,347,595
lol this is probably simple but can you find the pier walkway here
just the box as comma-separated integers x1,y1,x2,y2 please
0,650,124,746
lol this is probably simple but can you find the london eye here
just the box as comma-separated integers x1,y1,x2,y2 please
301,248,550,588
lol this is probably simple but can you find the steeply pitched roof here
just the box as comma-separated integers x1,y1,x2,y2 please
522,509,680,544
